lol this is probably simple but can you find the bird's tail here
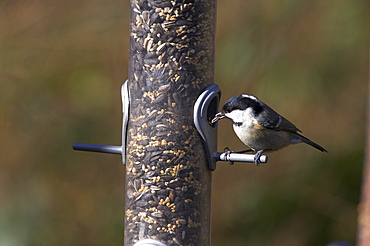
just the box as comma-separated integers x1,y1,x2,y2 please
292,133,328,152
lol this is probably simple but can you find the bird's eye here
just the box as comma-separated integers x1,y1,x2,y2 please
224,109,230,113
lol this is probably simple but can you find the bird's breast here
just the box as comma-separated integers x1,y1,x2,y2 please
232,123,291,151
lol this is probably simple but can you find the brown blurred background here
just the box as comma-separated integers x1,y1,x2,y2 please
0,0,368,245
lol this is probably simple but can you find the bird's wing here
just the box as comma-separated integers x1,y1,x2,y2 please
257,104,301,133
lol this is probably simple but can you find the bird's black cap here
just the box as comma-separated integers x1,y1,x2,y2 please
222,95,263,115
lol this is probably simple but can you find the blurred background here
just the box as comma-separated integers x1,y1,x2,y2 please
0,0,368,245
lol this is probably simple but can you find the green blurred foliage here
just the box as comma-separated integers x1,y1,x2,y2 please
0,0,368,245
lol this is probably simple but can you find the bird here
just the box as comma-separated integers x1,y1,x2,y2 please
211,94,327,165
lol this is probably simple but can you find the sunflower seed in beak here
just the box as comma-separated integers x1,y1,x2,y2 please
211,112,225,124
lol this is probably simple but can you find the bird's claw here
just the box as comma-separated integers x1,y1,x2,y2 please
223,147,264,166
223,147,232,155
223,147,234,165
253,150,264,166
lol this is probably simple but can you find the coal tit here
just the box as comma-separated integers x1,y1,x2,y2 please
211,94,327,165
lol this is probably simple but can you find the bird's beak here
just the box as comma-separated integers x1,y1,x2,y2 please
211,112,225,124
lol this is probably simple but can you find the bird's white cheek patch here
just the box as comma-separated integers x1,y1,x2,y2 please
225,108,254,122
225,108,255,127
225,110,243,121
